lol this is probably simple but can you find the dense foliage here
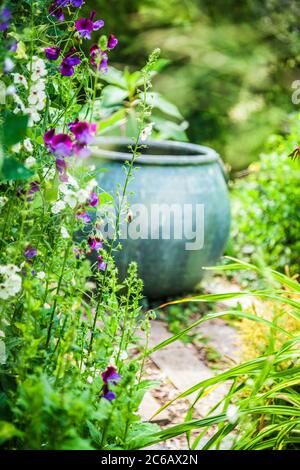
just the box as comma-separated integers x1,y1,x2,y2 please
88,0,300,169
230,114,300,275
0,0,162,450
0,0,299,452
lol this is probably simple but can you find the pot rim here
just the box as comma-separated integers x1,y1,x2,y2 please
90,137,220,166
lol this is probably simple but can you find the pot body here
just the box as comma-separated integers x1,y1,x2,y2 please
90,139,230,299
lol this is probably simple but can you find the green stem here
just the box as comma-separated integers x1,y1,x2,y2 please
87,72,150,357
46,242,71,348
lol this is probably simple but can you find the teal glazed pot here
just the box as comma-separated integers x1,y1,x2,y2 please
90,138,230,299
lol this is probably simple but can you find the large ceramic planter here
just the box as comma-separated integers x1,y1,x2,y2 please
89,138,230,299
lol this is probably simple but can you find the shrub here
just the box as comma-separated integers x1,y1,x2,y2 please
142,260,300,450
230,116,300,275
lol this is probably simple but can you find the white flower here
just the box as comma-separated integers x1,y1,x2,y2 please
0,264,22,300
141,122,154,141
66,174,79,189
87,376,93,384
25,107,41,126
5,85,16,96
25,156,36,168
43,167,55,181
85,178,97,193
0,196,8,208
51,200,66,214
0,339,6,365
4,58,14,73
12,73,28,88
59,186,77,209
77,189,89,204
0,81,6,104
0,331,5,338
61,226,70,239
11,143,21,153
119,350,128,360
23,138,33,153
64,192,77,209
28,88,46,105
34,99,46,112
13,94,25,113
36,271,46,280
226,405,239,424
30,57,47,81
31,80,45,92
44,303,51,309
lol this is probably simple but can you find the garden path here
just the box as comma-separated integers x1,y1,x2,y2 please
139,276,261,449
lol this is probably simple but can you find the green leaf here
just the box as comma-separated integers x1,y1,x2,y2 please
2,113,29,146
101,86,129,108
98,109,126,134
146,92,183,119
154,116,188,141
2,157,33,181
101,66,127,89
0,421,22,444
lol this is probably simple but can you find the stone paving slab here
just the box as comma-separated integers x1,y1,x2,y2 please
139,391,169,422
202,276,259,310
147,321,230,416
197,318,240,363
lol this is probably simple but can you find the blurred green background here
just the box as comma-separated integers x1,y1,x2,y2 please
85,0,300,170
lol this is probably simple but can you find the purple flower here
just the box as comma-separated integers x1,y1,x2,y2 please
45,46,61,60
44,129,73,157
0,8,11,31
56,158,68,181
89,192,99,207
58,0,84,6
76,211,91,223
59,50,81,76
107,34,118,50
9,41,18,53
90,45,108,73
97,255,106,271
50,133,73,157
57,0,71,6
75,10,104,39
70,0,84,6
73,142,91,158
101,366,122,401
102,366,122,384
27,181,40,201
102,390,116,401
24,245,37,259
68,120,96,145
88,236,102,251
73,247,84,259
44,128,56,146
49,2,64,21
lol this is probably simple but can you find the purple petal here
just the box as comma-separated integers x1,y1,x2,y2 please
101,366,122,384
102,390,116,401
24,246,38,259
64,56,81,66
49,3,64,21
45,46,61,60
71,0,84,6
89,192,99,207
107,34,118,50
93,19,104,31
44,128,56,146
59,63,75,76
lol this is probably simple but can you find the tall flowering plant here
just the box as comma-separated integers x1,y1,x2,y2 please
0,0,161,450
